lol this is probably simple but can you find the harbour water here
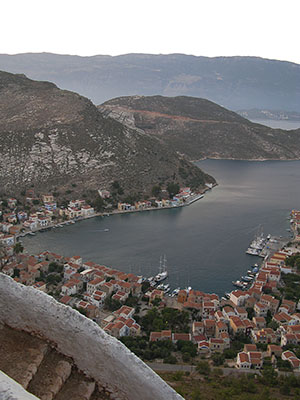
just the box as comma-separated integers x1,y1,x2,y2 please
22,159,300,296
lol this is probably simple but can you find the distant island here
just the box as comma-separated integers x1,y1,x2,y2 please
237,109,300,122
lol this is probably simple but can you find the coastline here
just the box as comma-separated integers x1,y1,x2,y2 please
17,184,217,239
193,157,300,162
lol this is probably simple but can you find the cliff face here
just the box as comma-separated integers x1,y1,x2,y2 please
99,95,300,161
0,71,215,194
0,274,183,400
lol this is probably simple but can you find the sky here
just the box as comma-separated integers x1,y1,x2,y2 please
1,0,299,64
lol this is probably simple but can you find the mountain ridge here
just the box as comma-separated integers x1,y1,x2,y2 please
0,52,299,111
99,95,300,161
0,71,214,195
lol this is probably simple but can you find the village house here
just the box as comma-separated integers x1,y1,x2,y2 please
1,235,15,247
81,205,95,217
150,330,172,342
32,281,47,292
61,278,81,296
177,289,188,304
70,256,82,266
90,290,107,308
222,306,236,320
236,352,251,369
203,319,216,338
229,316,246,335
114,305,135,320
216,321,228,337
282,351,300,370
87,277,106,295
253,316,266,329
260,294,279,314
248,352,263,369
149,289,164,303
273,312,293,325
209,338,226,352
100,282,114,295
104,321,129,338
230,290,249,307
172,333,192,343
192,321,204,336
267,344,282,358
42,194,54,204
234,307,248,320
23,219,38,230
98,190,111,199
113,290,129,302
254,302,268,317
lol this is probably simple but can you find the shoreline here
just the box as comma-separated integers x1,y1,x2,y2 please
193,157,300,162
17,185,216,239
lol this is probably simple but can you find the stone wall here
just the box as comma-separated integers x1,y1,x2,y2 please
0,274,183,400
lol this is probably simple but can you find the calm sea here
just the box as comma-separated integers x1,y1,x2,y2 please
22,159,300,296
249,119,300,130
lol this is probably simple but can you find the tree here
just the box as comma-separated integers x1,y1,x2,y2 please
212,353,225,366
196,361,211,375
93,197,105,212
12,268,20,278
151,185,161,197
260,366,278,386
111,181,124,195
167,182,180,198
14,242,24,254
164,355,177,364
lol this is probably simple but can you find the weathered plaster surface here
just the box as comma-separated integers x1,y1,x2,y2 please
0,274,183,400
0,371,40,400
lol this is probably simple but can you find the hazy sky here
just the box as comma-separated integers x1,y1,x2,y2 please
1,0,299,64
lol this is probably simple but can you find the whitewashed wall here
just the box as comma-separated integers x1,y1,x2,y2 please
0,274,183,400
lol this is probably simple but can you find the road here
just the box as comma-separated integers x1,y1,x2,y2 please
147,363,300,377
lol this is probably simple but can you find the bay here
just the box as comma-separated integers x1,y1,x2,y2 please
22,160,300,296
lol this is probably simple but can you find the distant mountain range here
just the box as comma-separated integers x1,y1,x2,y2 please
0,53,299,112
99,95,300,161
0,71,214,195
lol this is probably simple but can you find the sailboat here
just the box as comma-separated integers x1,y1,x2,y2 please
155,255,168,282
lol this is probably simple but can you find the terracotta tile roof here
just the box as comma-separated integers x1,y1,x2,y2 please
238,352,250,363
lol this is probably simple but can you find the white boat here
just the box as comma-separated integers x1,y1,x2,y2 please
232,280,243,288
241,276,253,282
171,287,180,297
246,248,260,256
155,255,168,282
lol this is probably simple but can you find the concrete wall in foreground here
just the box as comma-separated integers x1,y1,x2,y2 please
0,274,183,400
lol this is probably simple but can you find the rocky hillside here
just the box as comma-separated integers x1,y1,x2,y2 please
99,95,300,161
0,71,214,195
0,53,299,111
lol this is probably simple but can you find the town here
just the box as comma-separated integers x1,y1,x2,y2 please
0,185,209,244
1,187,300,376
